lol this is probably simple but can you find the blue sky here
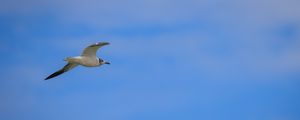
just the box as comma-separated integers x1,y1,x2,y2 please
1,0,300,120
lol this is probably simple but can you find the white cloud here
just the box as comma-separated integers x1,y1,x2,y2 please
1,0,300,80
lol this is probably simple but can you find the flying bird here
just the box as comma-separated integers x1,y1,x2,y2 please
45,42,110,80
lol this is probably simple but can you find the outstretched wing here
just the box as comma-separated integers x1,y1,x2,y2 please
81,42,110,57
45,63,78,80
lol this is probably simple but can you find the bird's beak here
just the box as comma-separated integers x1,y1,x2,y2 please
104,61,110,65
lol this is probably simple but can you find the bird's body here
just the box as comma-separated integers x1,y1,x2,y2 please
45,42,110,80
65,56,100,67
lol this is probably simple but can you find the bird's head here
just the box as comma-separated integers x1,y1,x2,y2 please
99,58,110,65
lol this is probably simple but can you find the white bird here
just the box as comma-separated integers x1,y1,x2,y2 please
45,42,110,80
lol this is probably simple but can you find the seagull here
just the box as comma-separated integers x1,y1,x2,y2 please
45,42,110,80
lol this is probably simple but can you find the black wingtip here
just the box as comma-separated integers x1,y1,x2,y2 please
44,76,54,80
96,42,110,46
44,69,65,80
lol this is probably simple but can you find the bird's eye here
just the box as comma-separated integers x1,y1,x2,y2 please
99,58,103,62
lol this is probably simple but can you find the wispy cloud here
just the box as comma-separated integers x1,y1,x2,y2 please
1,0,300,120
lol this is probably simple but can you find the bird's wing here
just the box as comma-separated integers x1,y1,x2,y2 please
45,63,78,80
81,42,110,57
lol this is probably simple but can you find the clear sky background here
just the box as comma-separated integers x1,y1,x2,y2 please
1,0,300,120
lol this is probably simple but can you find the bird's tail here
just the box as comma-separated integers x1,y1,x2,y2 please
64,57,71,61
